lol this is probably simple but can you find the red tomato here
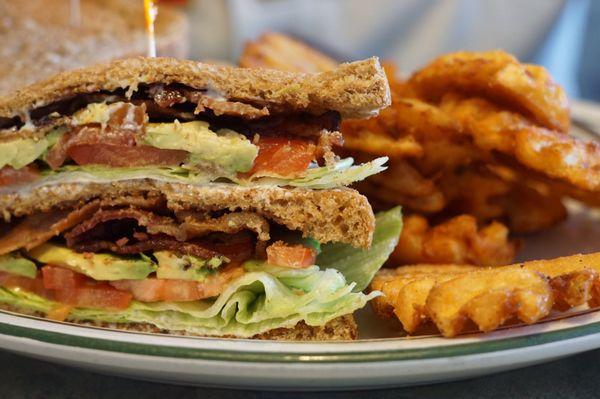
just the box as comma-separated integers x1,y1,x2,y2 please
67,144,188,167
42,265,132,309
0,165,40,187
42,265,88,290
53,283,132,310
110,266,245,302
248,137,316,177
111,278,201,302
1,267,132,310
266,241,317,268
0,271,48,297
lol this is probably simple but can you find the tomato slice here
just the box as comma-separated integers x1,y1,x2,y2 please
248,137,316,177
110,266,244,302
42,265,88,290
266,241,317,268
0,271,48,297
52,283,132,310
67,144,188,167
0,165,40,187
41,265,132,310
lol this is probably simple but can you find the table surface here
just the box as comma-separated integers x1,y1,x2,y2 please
1,348,597,398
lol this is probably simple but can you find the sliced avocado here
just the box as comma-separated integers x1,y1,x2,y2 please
28,243,156,281
0,253,37,278
143,121,258,173
0,136,49,169
154,251,226,281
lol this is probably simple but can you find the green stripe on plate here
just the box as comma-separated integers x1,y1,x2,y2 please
1,318,600,363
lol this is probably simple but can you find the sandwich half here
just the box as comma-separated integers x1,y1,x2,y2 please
0,57,401,340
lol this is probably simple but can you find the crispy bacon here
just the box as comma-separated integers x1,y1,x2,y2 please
72,235,223,259
0,202,100,255
62,207,258,261
64,208,183,246
247,112,341,138
149,85,270,119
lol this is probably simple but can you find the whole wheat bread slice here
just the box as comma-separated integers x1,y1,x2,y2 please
0,180,375,249
0,56,390,123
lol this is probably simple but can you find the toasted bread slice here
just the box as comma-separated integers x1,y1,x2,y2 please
0,56,390,123
0,0,188,95
0,181,375,249
81,314,358,341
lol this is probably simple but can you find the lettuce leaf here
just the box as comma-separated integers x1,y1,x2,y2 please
25,157,386,190
0,266,376,338
317,207,403,292
250,157,388,189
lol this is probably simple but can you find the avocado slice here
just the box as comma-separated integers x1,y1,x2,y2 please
143,121,258,173
154,251,226,281
0,136,50,169
0,253,37,278
28,243,156,281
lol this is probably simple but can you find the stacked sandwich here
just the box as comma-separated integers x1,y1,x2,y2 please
0,57,402,340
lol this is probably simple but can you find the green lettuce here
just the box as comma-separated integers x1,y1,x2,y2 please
249,157,388,189
0,207,402,337
318,207,403,291
26,157,386,190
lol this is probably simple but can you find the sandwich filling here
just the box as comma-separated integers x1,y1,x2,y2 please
0,202,401,337
0,85,386,191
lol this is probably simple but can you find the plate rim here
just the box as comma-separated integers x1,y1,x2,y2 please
2,314,600,363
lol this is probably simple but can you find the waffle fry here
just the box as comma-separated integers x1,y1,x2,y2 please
371,253,600,337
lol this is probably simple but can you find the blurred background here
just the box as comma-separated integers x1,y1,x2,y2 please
1,0,598,101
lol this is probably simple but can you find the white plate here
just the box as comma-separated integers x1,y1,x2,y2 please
0,101,598,391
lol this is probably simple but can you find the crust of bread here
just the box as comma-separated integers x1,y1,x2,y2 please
0,302,358,341
0,57,390,122
0,180,375,248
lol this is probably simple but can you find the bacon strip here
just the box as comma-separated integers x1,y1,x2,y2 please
0,201,100,255
149,85,270,119
71,235,222,259
64,208,184,246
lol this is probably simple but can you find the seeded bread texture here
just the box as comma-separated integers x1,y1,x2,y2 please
0,0,188,95
0,180,375,248
0,56,390,122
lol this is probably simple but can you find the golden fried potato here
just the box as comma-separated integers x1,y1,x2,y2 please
343,131,423,158
441,94,600,193
408,51,569,132
239,32,337,73
354,160,447,213
390,214,517,267
370,252,600,337
426,268,553,336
